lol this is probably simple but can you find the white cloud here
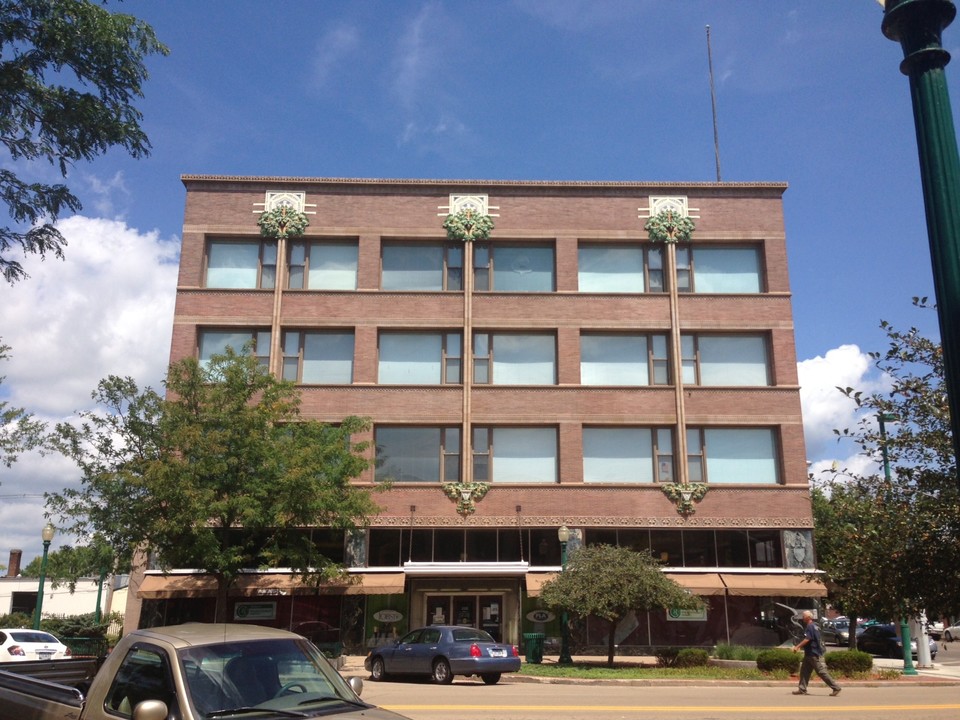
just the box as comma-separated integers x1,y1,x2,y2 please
798,344,889,477
0,215,178,564
311,23,361,89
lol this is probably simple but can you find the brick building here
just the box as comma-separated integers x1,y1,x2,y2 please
129,176,824,651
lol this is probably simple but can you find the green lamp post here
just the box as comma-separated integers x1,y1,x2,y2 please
881,0,960,488
557,525,573,665
877,412,919,675
32,522,55,630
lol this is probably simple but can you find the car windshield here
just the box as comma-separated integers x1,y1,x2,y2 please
9,631,59,643
451,628,496,643
178,638,360,718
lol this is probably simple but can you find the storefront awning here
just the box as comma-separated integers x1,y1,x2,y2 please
138,572,406,599
720,573,826,597
666,572,726,596
524,573,557,597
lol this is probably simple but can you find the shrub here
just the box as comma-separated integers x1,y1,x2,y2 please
714,643,761,661
756,648,801,674
675,648,710,667
825,649,873,675
654,647,680,667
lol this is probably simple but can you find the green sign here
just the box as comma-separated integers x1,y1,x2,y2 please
667,607,707,622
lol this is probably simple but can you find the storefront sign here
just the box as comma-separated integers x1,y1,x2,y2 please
525,609,556,623
667,607,707,622
373,609,404,623
234,602,276,620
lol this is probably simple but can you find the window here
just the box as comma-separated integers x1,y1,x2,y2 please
687,428,779,484
582,427,673,483
378,332,461,384
206,239,277,289
282,331,354,383
473,427,557,483
288,241,358,289
577,244,665,293
381,243,462,291
580,333,669,385
680,334,770,386
474,244,554,291
676,246,762,293
198,330,270,369
473,333,556,384
375,427,460,482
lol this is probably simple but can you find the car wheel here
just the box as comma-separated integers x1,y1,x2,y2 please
481,673,501,685
432,658,453,685
946,630,954,642
370,656,387,682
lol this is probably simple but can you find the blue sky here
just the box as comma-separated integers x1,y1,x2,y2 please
0,0,954,563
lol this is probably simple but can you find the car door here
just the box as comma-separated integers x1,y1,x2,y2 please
383,629,422,675
412,628,444,675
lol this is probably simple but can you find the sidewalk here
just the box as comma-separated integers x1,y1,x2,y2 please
335,652,960,685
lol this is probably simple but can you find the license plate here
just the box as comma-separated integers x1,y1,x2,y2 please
488,648,506,657
38,652,53,660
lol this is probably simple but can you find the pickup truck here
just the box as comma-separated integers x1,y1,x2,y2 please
0,623,410,720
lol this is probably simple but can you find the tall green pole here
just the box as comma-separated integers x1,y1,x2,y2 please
32,523,55,630
882,0,960,488
557,525,573,665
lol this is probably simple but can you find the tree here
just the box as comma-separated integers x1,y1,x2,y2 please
49,348,382,621
21,541,113,592
539,544,704,667
815,302,960,623
0,341,44,467
0,0,168,283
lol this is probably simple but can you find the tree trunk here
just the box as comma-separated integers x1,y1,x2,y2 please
848,615,859,650
214,572,229,623
607,618,618,668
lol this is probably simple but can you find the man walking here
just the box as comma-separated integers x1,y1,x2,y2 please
792,610,841,696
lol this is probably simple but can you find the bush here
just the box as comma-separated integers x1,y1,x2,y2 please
825,649,873,675
654,647,680,667
756,648,801,674
0,612,32,628
675,648,710,667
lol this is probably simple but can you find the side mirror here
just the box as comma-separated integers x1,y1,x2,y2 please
132,700,168,720
348,676,364,696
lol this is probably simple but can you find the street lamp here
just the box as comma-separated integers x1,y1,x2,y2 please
881,0,960,489
877,413,919,676
32,522,55,630
557,525,573,665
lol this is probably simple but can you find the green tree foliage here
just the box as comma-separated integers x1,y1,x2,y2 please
21,542,113,593
539,544,704,667
0,341,44,467
48,348,381,621
815,302,960,623
0,0,167,282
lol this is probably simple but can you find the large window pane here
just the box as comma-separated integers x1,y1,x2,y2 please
581,335,648,385
697,335,769,385
382,245,443,290
583,428,653,482
578,246,644,292
301,332,354,383
379,333,442,384
693,248,761,293
492,246,554,291
492,334,555,384
207,242,260,288
376,427,442,482
309,243,358,289
704,428,778,484
491,428,556,482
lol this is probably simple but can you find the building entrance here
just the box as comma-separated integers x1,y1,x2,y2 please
425,593,504,640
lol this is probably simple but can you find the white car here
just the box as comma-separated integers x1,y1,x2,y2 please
944,623,960,642
0,628,71,662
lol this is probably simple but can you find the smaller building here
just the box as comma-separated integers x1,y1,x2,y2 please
1,549,113,622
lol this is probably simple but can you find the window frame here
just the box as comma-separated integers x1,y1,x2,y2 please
380,242,464,291
675,244,764,294
680,333,771,386
281,329,355,384
205,238,278,289
287,239,359,290
473,243,555,292
582,426,674,483
473,331,557,385
472,426,558,483
577,243,666,294
686,427,780,484
580,332,670,386
377,331,462,385
198,329,271,369
374,426,461,483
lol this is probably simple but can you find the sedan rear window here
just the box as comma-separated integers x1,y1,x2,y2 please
452,628,495,643
10,631,59,643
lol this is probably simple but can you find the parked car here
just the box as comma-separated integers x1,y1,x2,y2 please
944,623,960,642
0,629,71,662
365,625,520,685
926,620,944,640
821,617,851,645
856,623,938,660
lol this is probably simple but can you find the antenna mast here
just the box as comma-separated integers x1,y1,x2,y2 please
706,25,722,182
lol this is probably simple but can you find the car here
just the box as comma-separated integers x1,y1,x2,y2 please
944,623,960,642
364,625,520,685
856,623,938,660
821,617,851,645
0,628,71,662
926,620,944,640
